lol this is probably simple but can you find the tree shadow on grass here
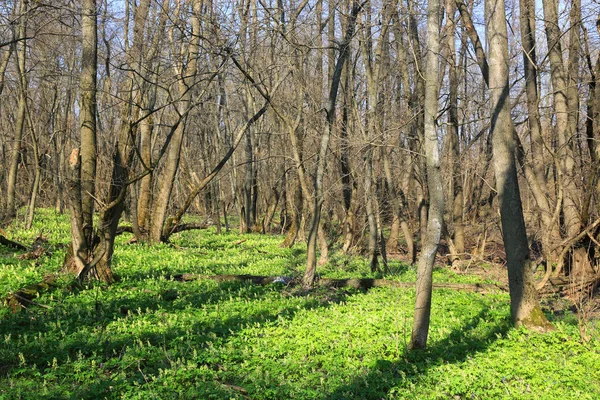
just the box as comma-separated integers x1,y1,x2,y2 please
328,307,512,399
0,278,347,399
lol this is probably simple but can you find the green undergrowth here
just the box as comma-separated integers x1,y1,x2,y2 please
0,209,599,399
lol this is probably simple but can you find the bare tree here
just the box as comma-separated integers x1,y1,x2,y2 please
486,0,550,328
303,1,363,288
409,0,444,349
5,0,27,221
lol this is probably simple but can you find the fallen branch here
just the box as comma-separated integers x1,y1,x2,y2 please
550,217,600,278
171,273,507,293
0,235,28,251
539,274,600,297
2,274,61,312
116,226,134,235
116,222,215,238
168,221,214,235
317,278,507,292
172,274,291,285
10,293,50,309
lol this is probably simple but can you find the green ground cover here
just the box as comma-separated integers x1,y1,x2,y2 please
1,209,599,399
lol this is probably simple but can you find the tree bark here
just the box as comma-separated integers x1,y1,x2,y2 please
65,0,106,281
409,0,444,350
149,0,202,243
445,0,464,267
518,0,561,266
542,0,581,240
5,0,28,221
303,1,363,288
487,0,550,329
64,0,151,283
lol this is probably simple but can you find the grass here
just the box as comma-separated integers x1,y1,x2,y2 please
0,209,599,399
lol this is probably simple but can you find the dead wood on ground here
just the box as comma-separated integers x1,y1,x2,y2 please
0,235,28,251
2,274,60,312
171,273,508,293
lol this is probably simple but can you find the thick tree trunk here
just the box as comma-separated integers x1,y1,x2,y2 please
64,0,150,283
64,0,105,281
409,0,444,350
487,0,550,329
78,0,98,243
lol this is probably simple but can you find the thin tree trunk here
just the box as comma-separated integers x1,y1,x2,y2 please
407,0,427,248
518,0,561,267
392,13,416,264
340,40,355,254
282,173,302,247
359,1,393,272
0,39,13,98
303,2,362,288
365,147,379,271
149,0,202,243
243,105,254,233
542,0,581,240
6,0,28,220
445,0,464,266
24,94,46,230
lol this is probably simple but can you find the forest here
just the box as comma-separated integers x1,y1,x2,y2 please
1,0,600,398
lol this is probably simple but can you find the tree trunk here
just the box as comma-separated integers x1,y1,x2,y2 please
359,2,393,272
148,0,202,243
303,2,362,288
6,0,28,221
243,112,254,233
64,0,151,283
340,45,355,254
24,98,43,230
407,0,427,249
64,0,111,282
542,0,581,241
282,171,302,247
518,0,562,266
487,0,550,329
445,0,464,267
409,0,444,350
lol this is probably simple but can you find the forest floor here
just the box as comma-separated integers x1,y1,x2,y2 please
1,209,599,399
